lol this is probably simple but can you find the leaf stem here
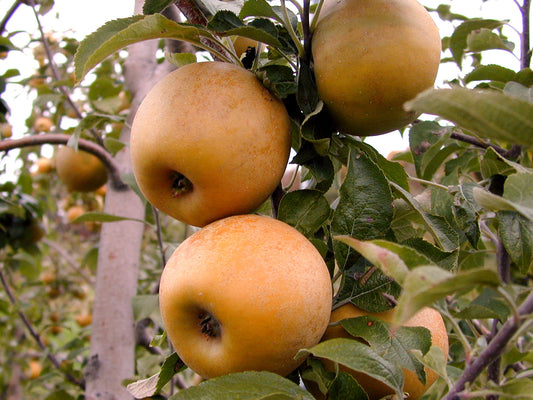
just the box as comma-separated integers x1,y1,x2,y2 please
0,134,128,191
407,176,449,191
280,0,305,57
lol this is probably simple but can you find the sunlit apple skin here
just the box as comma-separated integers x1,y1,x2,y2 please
312,0,442,136
130,62,291,227
159,214,333,379
307,303,449,400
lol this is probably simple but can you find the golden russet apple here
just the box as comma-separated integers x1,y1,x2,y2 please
308,303,448,400
159,214,333,379
312,0,442,136
55,146,108,192
130,62,291,227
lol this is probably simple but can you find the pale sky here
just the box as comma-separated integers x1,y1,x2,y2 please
0,0,525,163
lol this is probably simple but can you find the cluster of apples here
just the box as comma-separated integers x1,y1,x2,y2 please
130,60,334,378
129,0,446,397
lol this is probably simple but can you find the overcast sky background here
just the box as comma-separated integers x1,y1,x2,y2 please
0,0,525,166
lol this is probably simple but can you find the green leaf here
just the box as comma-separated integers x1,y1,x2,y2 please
499,211,533,274
127,353,184,398
169,371,315,400
297,60,319,115
328,372,369,400
344,137,410,192
454,288,510,320
340,317,392,353
473,188,533,221
449,19,505,67
334,236,410,285
74,15,226,82
466,28,514,54
404,87,533,148
207,10,245,30
480,147,529,179
143,0,175,14
394,266,501,325
464,64,517,84
505,81,533,103
300,338,404,398
71,211,149,225
331,150,393,241
277,190,330,237
331,149,394,272
391,183,459,252
165,51,198,67
239,0,284,24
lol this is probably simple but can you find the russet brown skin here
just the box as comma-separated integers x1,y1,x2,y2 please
312,0,442,136
306,303,449,400
130,62,291,227
159,214,333,379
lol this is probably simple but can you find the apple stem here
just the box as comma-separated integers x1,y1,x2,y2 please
199,312,220,338
171,172,193,197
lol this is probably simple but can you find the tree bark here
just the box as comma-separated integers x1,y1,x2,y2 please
84,1,177,398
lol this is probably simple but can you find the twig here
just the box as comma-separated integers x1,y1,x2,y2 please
0,134,128,191
172,0,234,63
519,0,531,68
450,131,518,158
302,0,312,61
26,0,105,146
0,0,23,35
0,268,85,389
442,290,533,400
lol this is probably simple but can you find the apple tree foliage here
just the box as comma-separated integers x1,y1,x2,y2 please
1,0,533,399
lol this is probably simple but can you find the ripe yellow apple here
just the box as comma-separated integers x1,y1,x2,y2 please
312,0,441,136
66,205,86,223
0,122,12,138
308,303,448,400
130,62,291,227
55,146,108,192
26,360,43,380
75,313,93,327
33,116,53,132
33,157,53,174
159,214,333,379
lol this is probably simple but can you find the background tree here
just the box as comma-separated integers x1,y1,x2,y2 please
1,0,533,400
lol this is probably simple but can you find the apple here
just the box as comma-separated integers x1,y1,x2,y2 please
130,61,291,227
159,214,333,379
66,205,86,223
33,116,53,132
0,122,12,138
312,0,441,136
55,146,108,192
307,303,448,400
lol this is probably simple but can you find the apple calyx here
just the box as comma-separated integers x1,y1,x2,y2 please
198,312,221,339
171,172,193,197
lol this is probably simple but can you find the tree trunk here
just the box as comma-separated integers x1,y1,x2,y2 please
84,1,174,398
